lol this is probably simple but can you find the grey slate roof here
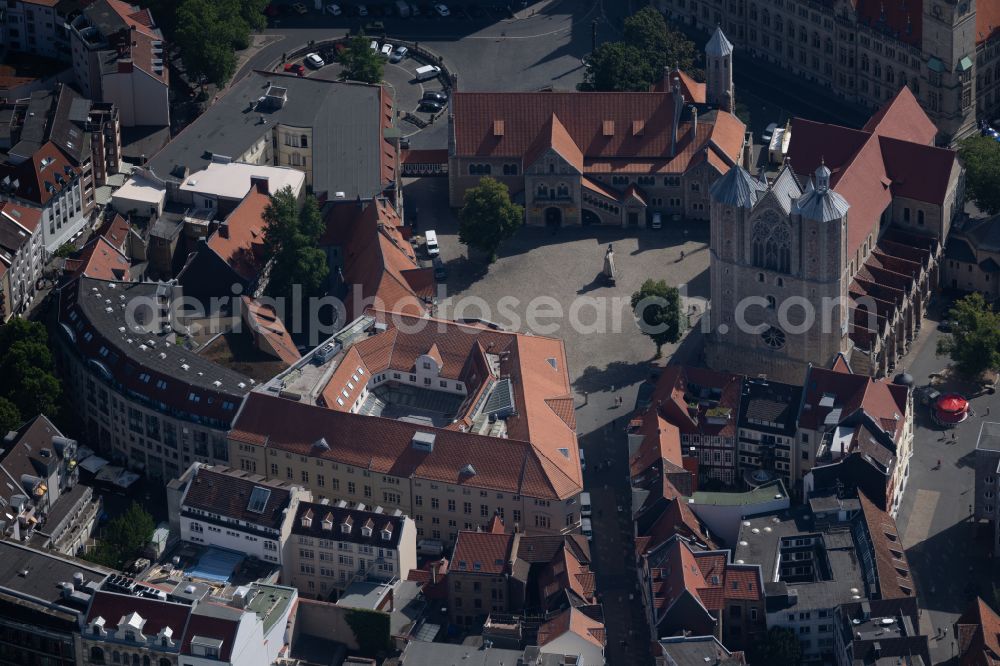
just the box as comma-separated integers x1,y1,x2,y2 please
794,185,850,222
944,237,977,263
964,214,1000,252
705,26,734,57
709,165,766,208
147,71,388,201
764,164,803,214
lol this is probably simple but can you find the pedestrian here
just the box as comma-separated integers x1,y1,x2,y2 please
583,391,588,406
988,406,992,417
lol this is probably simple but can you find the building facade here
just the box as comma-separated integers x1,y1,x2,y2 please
285,500,417,599
973,421,1000,555
3,0,75,60
0,200,43,318
657,0,1000,142
69,0,169,128
55,277,252,479
448,29,746,226
943,213,1000,300
707,88,960,381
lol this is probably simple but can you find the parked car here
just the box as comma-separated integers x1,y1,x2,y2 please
369,39,380,52
356,3,368,15
579,448,586,471
304,52,325,69
291,2,307,13
325,3,342,14
380,43,393,58
425,230,440,257
389,45,409,63
414,64,441,81
283,62,305,76
915,385,942,407
650,211,662,229
421,90,447,103
419,100,443,112
433,2,450,16
433,258,447,280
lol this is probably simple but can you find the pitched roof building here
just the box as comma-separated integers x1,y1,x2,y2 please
956,597,1000,666
708,87,959,382
447,30,745,226
944,213,1000,302
228,312,583,547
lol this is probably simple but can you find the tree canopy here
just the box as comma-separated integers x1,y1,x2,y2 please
959,136,1000,216
458,177,524,262
0,318,62,425
263,188,329,308
580,7,698,92
630,279,684,357
87,503,156,569
936,292,1000,378
172,0,270,88
340,35,385,84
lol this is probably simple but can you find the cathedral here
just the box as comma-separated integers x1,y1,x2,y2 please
706,87,964,383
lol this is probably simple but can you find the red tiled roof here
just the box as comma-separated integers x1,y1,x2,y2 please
232,392,575,499
105,0,159,37
86,591,192,638
537,607,606,650
451,529,514,575
182,466,293,530
978,3,1000,45
788,87,951,257
67,237,131,281
0,141,79,206
653,365,742,438
242,297,301,366
180,607,240,662
858,491,914,599
453,92,744,172
99,214,131,250
856,0,921,47
0,201,41,234
956,597,1000,666
206,187,269,282
321,200,431,319
524,113,584,172
651,68,707,104
401,149,448,164
799,365,907,438
630,413,682,479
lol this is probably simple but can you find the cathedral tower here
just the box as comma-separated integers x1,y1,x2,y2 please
705,26,734,113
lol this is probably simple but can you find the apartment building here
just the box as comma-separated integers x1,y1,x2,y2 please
285,500,417,599
3,0,75,60
736,377,803,488
0,200,42,318
734,492,917,662
146,71,399,205
0,540,111,666
447,517,522,627
55,277,255,479
943,213,1000,299
657,0,1000,141
973,421,1000,556
69,0,169,128
169,463,310,567
81,579,297,666
228,312,584,547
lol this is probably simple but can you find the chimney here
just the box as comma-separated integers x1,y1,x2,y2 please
250,176,269,195
670,78,684,158
690,105,698,141
218,221,229,239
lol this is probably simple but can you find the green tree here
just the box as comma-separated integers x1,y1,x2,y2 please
174,0,239,88
0,397,20,435
959,136,1000,215
579,42,654,92
749,627,802,666
630,279,683,358
53,242,76,258
580,7,698,92
458,176,524,262
936,292,1000,377
339,35,385,84
86,502,155,568
263,188,329,304
623,6,698,74
0,318,62,422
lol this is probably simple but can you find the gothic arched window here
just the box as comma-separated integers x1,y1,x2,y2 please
751,212,792,274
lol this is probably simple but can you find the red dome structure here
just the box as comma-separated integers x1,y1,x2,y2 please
935,393,969,424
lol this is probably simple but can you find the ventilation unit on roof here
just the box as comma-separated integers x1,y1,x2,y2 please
313,437,330,451
411,432,436,452
460,464,476,477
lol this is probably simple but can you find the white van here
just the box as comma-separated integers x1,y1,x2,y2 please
415,64,442,82
581,517,593,540
580,492,592,517
651,212,662,229
579,448,586,470
425,230,440,256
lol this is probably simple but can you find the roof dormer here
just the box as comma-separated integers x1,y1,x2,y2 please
381,524,393,541
341,516,354,534
157,626,174,648
301,509,313,529
89,616,107,637
322,513,333,530
362,517,375,538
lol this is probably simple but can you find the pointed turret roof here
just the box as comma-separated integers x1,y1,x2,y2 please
709,165,765,209
706,26,733,57
794,164,850,222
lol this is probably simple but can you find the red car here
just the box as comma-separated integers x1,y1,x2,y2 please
283,62,305,76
